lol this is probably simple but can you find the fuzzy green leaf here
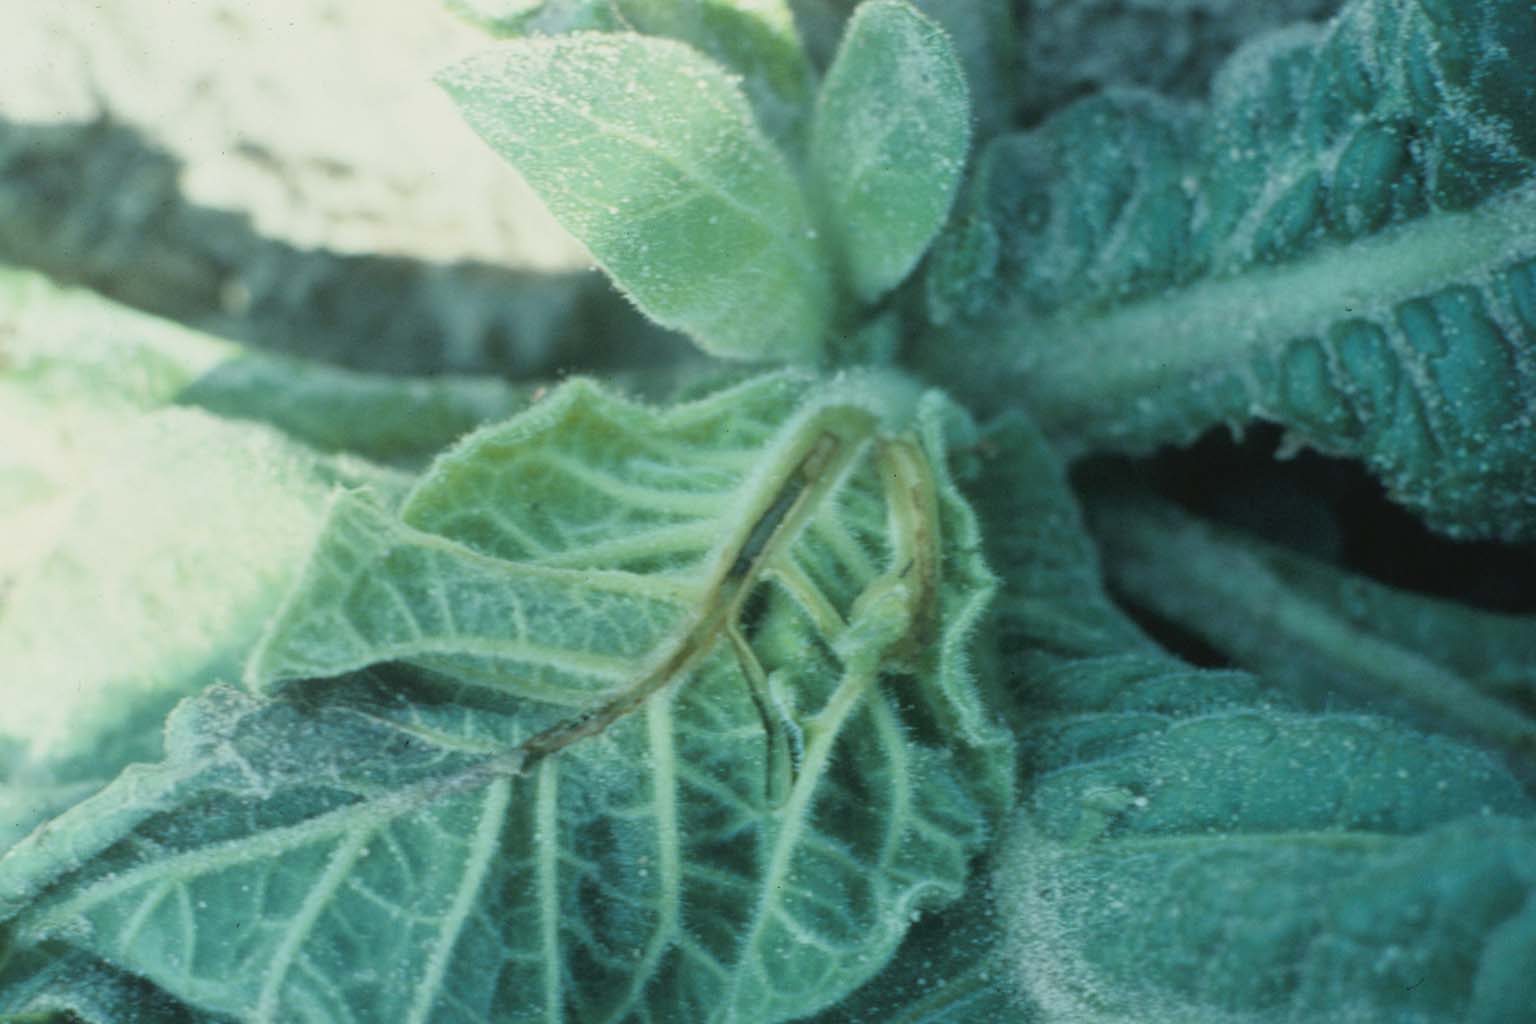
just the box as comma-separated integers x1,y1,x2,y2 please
910,0,1013,140
859,404,1536,1023
2,373,1012,1023
446,0,817,149
178,355,540,465
811,889,1028,1023
439,35,833,362
0,946,207,1024
998,713,1536,1024
1088,491,1536,762
923,0,1536,540
811,0,970,303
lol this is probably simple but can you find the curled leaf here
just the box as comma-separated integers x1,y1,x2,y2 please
3,373,1012,1023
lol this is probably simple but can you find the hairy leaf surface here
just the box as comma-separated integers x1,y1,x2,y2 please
835,405,1536,1022
809,0,970,303
2,373,1012,1023
975,411,1536,1023
790,0,1015,136
910,0,1014,140
440,35,833,362
444,0,815,147
924,0,1536,540
1089,491,1536,761
811,888,1028,1024
999,714,1536,1024
0,946,207,1024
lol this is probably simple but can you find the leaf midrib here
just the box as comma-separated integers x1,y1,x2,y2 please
497,55,827,299
1074,828,1404,854
17,750,517,945
1013,180,1536,446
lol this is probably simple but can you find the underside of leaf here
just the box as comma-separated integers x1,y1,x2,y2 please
3,372,1012,1024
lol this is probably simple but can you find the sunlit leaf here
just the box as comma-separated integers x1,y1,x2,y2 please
446,0,816,149
810,0,969,303
440,35,833,362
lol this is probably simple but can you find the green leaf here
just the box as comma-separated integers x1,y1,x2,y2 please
0,265,541,465
907,0,1013,140
4,670,990,1022
810,0,970,304
1086,491,1536,761
3,373,1012,1023
811,889,1029,1023
178,354,541,465
997,713,1536,1024
902,405,1536,1022
922,0,1536,541
769,1,1023,126
446,0,818,150
0,945,207,1024
439,34,833,362
1011,0,1338,123
810,410,1256,1024
791,0,1014,137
